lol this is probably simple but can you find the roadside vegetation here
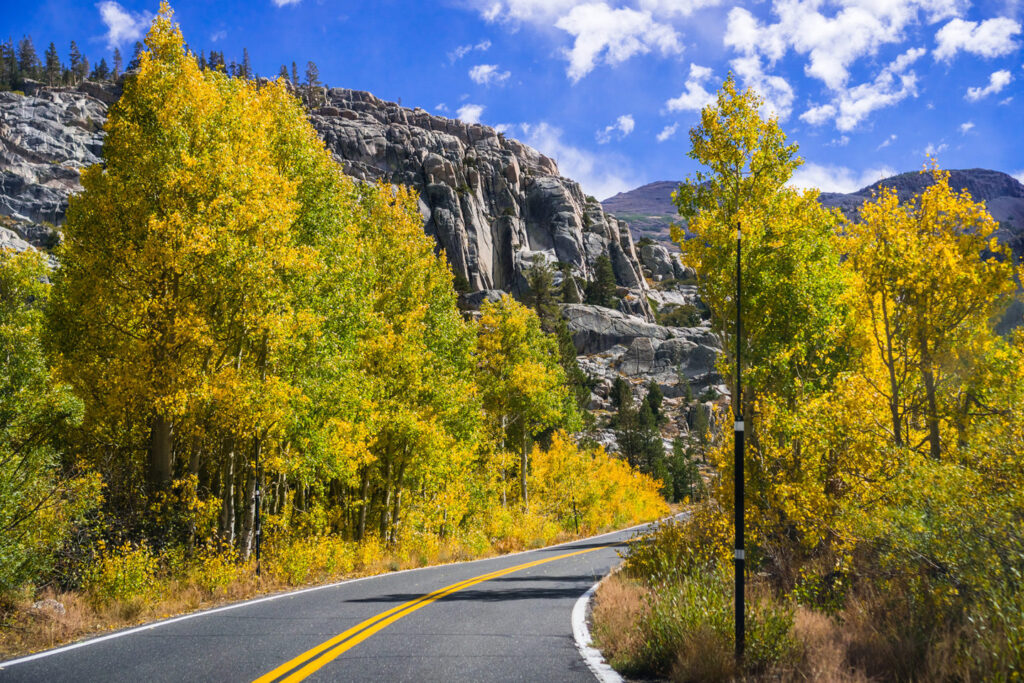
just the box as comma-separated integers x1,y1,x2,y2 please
592,76,1023,680
0,5,668,658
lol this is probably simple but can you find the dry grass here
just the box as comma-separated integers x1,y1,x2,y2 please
787,607,869,683
590,571,649,667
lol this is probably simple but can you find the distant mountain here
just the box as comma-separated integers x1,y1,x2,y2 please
601,181,680,246
603,170,1024,258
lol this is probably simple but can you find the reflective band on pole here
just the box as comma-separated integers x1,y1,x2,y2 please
735,549,745,560
734,421,745,432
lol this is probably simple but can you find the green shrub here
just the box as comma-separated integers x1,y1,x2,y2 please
84,541,158,606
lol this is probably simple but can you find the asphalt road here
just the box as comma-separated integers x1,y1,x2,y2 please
0,520,664,682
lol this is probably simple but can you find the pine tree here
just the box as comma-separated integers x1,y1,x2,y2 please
17,36,40,80
291,60,298,86
241,47,251,80
90,57,110,81
69,41,83,84
305,60,320,87
43,42,61,86
126,41,143,71
112,47,122,78
585,254,617,308
0,39,18,90
278,64,288,81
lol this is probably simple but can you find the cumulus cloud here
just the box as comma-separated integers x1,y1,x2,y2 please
656,122,679,142
725,2,951,92
959,121,975,133
469,63,511,86
448,40,491,63
730,54,796,120
436,103,449,112
596,114,635,143
520,121,639,200
554,3,682,82
97,1,152,49
925,141,949,155
934,17,1021,61
272,0,302,6
799,48,922,130
666,63,716,112
966,69,1013,100
456,103,485,123
638,0,723,16
788,163,898,193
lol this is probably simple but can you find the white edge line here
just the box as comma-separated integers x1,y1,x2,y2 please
0,516,674,669
572,572,624,683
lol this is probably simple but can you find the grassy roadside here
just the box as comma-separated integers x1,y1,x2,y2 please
0,511,673,661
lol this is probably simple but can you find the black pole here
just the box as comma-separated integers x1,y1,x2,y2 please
734,224,745,662
254,447,262,578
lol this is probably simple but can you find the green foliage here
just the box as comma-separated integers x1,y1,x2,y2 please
585,254,618,308
0,250,98,597
657,303,701,328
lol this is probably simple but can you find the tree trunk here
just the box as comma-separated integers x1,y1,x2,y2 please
922,360,941,459
357,468,370,541
148,414,174,490
880,294,903,447
219,449,235,543
520,435,529,510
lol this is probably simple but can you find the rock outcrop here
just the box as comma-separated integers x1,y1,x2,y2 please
308,88,653,319
562,304,723,403
0,90,106,226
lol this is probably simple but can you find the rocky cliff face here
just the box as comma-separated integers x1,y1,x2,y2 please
0,83,654,320
308,88,652,318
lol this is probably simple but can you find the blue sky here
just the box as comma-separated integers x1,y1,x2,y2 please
3,0,1022,199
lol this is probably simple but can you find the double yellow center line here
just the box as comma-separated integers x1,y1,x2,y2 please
253,544,607,682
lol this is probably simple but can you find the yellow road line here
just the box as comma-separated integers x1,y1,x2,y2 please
254,544,607,683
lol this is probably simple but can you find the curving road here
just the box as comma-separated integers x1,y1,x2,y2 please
0,521,664,682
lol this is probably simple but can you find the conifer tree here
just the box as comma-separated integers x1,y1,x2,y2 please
90,58,110,81
17,36,40,80
241,47,251,80
69,41,84,83
43,42,61,85
278,64,288,81
112,47,122,78
291,60,298,86
0,40,18,89
585,254,617,308
305,60,320,87
126,40,143,71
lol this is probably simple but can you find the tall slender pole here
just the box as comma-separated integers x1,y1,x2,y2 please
734,224,745,662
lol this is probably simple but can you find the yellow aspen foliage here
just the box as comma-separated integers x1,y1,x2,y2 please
844,165,1016,458
476,296,581,508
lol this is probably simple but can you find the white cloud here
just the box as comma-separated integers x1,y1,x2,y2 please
966,69,1013,100
788,163,898,193
97,1,152,49
877,133,898,149
656,122,679,142
520,121,638,200
725,3,949,92
934,17,1021,61
799,48,921,130
925,141,948,155
554,3,682,82
210,30,226,43
1013,170,1024,184
666,63,716,112
999,96,1014,105
436,103,449,112
596,114,635,143
730,54,796,120
456,103,485,123
479,0,581,25
638,0,723,16
448,40,491,63
272,0,301,5
959,121,975,133
469,63,511,86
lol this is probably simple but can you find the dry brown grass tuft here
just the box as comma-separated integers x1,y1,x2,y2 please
788,606,869,682
590,572,649,668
